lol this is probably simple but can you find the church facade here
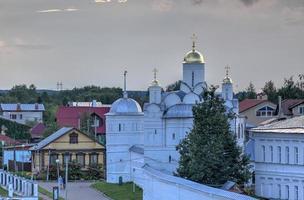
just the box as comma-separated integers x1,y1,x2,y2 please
105,40,250,199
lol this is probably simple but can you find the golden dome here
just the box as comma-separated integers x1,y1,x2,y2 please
184,49,205,64
223,76,233,84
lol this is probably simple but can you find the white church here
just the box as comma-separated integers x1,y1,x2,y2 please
105,39,253,200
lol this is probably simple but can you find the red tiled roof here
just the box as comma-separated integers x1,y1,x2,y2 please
239,99,268,113
281,99,304,116
55,106,110,134
31,123,46,138
0,134,20,145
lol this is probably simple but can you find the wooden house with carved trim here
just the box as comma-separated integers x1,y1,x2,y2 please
30,127,105,172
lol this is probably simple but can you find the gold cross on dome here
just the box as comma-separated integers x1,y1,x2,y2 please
225,65,230,76
153,68,158,81
191,33,198,50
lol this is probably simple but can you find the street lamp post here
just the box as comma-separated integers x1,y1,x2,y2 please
55,159,60,195
21,144,25,176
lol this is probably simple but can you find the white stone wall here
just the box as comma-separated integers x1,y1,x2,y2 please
142,166,255,200
106,114,144,183
253,132,304,199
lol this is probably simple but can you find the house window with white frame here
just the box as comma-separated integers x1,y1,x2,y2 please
295,186,299,200
256,106,275,117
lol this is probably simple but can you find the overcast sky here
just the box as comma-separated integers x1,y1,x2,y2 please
0,0,303,92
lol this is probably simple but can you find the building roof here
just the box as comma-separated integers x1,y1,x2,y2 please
281,99,304,116
30,127,103,151
239,99,269,113
30,123,46,139
56,106,110,134
0,103,45,111
0,134,20,145
251,115,304,134
108,98,143,115
30,127,73,150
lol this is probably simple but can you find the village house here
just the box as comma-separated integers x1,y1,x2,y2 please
55,101,110,144
239,98,277,128
0,103,45,125
278,99,304,118
30,127,105,173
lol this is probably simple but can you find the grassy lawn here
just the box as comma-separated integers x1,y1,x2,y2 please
92,182,142,200
0,186,7,197
38,186,65,200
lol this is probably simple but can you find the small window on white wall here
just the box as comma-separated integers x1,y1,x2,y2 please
295,186,299,200
277,184,281,199
262,145,266,162
277,146,282,163
169,155,172,163
286,147,290,164
172,133,175,140
295,147,299,164
270,146,273,162
119,124,121,132
285,185,289,199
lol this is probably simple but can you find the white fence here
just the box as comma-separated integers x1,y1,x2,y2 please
0,170,38,200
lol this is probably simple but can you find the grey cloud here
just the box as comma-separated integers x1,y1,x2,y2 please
240,0,259,6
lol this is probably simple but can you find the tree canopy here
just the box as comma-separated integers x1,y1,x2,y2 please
177,87,251,186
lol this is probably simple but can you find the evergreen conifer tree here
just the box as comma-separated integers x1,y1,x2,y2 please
177,87,251,186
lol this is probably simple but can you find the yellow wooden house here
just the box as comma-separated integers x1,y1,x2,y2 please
30,127,105,172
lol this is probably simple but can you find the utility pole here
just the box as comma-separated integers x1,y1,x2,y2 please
65,160,68,200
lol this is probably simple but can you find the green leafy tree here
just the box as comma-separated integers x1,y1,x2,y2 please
177,87,250,186
262,81,277,103
166,80,181,92
246,82,256,99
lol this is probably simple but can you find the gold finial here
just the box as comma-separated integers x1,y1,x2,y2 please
191,33,197,52
225,65,230,77
123,70,128,98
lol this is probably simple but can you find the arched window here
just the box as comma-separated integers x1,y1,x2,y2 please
119,124,121,132
169,155,172,163
237,124,240,139
294,147,299,164
277,146,282,163
172,133,175,140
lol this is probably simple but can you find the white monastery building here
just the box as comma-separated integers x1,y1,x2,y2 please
106,39,252,200
250,115,304,200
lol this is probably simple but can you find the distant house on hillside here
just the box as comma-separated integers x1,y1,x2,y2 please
278,99,304,118
30,123,46,142
239,98,277,128
55,101,110,143
0,103,45,125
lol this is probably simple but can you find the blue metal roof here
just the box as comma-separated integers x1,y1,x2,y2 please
0,104,45,111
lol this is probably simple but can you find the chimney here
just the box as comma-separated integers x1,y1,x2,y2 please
278,96,282,118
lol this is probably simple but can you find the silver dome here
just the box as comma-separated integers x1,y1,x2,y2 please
109,98,142,114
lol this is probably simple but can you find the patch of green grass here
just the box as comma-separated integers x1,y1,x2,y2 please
92,182,142,200
0,186,7,197
38,186,64,200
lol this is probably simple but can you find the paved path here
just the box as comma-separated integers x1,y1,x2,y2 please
38,181,111,200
